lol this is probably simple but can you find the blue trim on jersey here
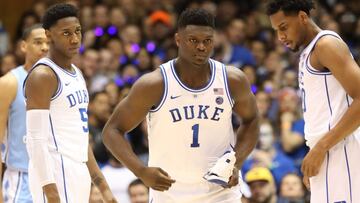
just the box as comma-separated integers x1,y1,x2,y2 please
324,75,333,131
220,63,234,107
344,145,353,203
326,152,329,203
49,115,59,151
149,65,168,112
46,59,77,77
60,155,69,203
346,94,351,107
14,172,21,202
304,33,342,76
23,63,64,100
304,53,332,75
170,59,215,93
50,70,63,101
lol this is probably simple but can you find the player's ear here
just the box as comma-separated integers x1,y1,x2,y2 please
20,40,27,53
298,11,308,25
45,29,53,43
175,33,180,47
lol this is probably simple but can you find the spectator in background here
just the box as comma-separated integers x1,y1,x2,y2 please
245,167,277,203
242,120,297,188
277,88,308,174
89,91,112,163
278,173,308,203
102,154,137,203
128,179,149,203
0,53,18,76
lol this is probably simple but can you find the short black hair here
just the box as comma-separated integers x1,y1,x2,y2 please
266,0,315,16
177,8,215,30
42,3,78,29
22,24,43,40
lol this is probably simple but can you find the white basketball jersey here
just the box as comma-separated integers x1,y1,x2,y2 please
298,30,353,142
146,59,235,184
30,58,89,162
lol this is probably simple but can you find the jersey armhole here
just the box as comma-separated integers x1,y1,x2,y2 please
221,64,235,107
149,65,168,112
23,63,62,100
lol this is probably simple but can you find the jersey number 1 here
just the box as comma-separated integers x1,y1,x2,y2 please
191,124,200,147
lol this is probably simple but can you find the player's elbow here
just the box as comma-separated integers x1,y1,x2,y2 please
102,122,119,149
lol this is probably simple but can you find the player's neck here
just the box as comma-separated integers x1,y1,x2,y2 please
303,22,322,48
48,49,73,71
23,60,34,72
175,57,211,89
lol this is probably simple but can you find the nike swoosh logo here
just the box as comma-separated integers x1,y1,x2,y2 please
170,95,181,99
65,82,70,86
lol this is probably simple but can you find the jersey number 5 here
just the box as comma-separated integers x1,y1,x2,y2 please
79,108,89,133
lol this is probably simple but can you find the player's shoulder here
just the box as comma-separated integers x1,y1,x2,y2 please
314,33,347,53
0,71,17,101
225,66,248,84
224,66,251,99
27,64,57,82
134,68,163,90
0,71,17,87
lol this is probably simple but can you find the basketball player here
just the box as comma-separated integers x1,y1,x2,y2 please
267,0,360,202
0,24,48,202
24,4,116,202
103,8,259,202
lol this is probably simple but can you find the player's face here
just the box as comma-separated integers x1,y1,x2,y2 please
175,25,214,66
22,28,49,64
269,11,305,52
47,17,82,58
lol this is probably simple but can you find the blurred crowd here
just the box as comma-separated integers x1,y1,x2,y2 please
0,0,359,202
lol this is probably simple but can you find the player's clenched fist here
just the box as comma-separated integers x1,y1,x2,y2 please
138,167,176,191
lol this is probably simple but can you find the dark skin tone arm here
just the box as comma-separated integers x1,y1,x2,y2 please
226,66,260,187
102,69,176,191
26,65,116,202
25,65,60,202
301,35,360,188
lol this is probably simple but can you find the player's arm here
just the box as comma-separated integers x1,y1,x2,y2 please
302,36,360,178
315,36,360,150
86,146,117,202
227,67,260,176
0,73,17,202
102,70,175,191
25,65,60,202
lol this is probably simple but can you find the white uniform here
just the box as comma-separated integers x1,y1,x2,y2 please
146,59,241,203
25,58,91,203
298,30,360,203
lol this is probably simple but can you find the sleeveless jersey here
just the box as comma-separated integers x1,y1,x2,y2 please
298,30,353,142
26,58,89,162
5,66,29,172
146,59,235,183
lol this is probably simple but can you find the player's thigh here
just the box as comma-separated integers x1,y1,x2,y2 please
57,155,91,202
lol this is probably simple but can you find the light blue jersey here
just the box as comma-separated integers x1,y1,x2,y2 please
2,66,32,202
5,66,29,171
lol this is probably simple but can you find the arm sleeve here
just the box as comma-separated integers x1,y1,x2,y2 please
26,109,56,187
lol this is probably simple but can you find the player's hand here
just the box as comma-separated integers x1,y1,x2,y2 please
43,183,60,203
138,167,176,191
101,188,118,203
227,167,239,188
303,175,310,191
301,143,327,178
